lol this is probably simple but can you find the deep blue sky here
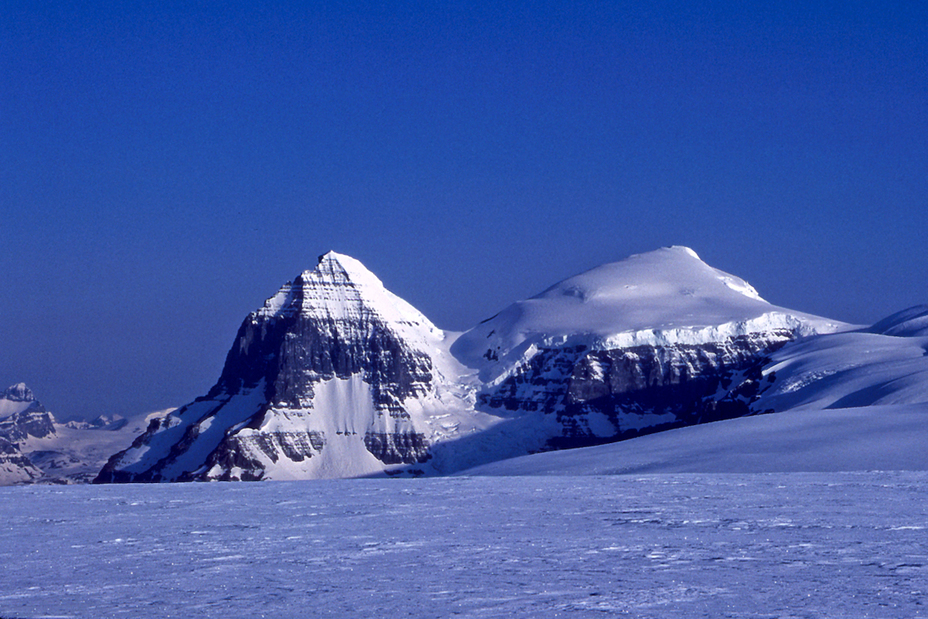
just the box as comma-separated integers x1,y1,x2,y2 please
2,1,926,420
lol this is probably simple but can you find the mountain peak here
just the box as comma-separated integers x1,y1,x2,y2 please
250,253,439,338
0,383,48,421
2,383,35,403
665,245,701,260
306,251,386,291
534,246,765,310
453,246,842,371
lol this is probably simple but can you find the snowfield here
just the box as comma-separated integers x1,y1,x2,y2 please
2,473,927,618
460,403,928,476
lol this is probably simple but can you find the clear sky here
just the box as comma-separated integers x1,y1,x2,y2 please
2,1,926,420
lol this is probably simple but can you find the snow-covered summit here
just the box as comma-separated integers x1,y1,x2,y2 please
452,246,844,372
98,251,478,483
2,383,35,402
255,251,442,345
0,383,42,418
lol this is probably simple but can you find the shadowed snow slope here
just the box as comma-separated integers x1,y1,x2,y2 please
753,328,928,411
868,304,928,337
460,403,928,475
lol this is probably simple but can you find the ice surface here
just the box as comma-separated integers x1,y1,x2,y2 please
2,474,927,618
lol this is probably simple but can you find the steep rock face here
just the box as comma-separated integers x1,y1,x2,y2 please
97,252,458,482
0,409,57,443
478,333,791,450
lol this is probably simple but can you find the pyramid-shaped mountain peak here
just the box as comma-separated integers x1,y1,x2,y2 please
253,253,436,335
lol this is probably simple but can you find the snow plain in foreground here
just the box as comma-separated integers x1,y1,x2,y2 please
2,473,926,618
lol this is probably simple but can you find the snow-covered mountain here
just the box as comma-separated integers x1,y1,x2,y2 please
450,246,844,452
97,252,486,482
97,247,859,482
0,383,149,485
461,300,928,476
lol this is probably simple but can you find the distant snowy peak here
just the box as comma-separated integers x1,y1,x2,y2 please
452,246,844,370
2,383,36,402
0,383,46,419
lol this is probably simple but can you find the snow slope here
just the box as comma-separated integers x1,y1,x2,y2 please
755,328,928,411
2,474,926,618
460,403,928,476
869,304,928,337
452,246,844,379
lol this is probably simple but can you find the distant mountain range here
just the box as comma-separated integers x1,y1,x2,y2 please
0,383,151,484
5,247,927,485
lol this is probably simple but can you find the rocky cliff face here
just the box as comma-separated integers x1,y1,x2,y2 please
97,252,460,482
0,435,44,484
475,332,791,450
0,383,56,442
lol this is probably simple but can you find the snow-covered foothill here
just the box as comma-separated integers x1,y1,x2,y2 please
460,403,928,476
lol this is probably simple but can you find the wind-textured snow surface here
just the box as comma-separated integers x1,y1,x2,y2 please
2,474,927,618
